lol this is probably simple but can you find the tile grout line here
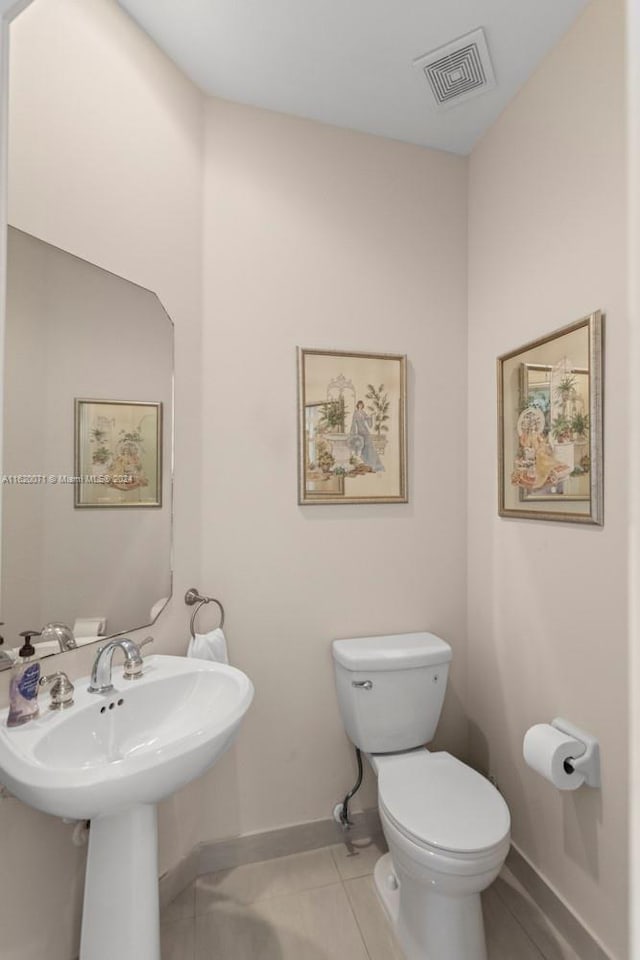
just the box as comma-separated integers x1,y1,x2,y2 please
329,846,377,960
340,875,376,960
189,878,196,960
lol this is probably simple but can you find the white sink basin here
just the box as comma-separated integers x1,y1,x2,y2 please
0,654,254,820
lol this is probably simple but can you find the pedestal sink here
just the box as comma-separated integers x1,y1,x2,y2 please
0,654,254,960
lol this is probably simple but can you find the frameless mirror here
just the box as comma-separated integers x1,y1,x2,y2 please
0,227,173,665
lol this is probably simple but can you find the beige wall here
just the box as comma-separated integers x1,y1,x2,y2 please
1,0,631,958
198,98,469,840
3,0,203,957
467,0,628,956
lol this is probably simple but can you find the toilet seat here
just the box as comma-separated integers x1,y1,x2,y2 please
377,750,510,856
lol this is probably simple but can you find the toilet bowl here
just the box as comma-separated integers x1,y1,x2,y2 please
332,632,511,960
372,749,510,960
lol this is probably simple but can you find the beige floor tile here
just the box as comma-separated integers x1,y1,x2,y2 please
344,875,404,960
175,845,577,960
195,882,369,960
330,834,388,880
162,883,196,923
484,887,545,960
195,848,340,914
493,870,581,960
161,917,195,960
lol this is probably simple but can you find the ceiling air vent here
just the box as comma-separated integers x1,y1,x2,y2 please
414,28,496,111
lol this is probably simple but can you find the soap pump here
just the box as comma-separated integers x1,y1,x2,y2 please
7,630,42,727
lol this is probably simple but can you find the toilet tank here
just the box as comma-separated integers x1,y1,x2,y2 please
332,632,452,754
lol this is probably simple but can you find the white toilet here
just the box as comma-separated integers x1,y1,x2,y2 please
332,632,510,960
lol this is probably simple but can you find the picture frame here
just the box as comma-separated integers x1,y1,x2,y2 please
297,348,407,505
497,312,603,524
74,399,162,508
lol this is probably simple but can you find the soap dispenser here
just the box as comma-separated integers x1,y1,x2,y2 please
7,630,42,727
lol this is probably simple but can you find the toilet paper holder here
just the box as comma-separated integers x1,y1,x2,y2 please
551,717,601,788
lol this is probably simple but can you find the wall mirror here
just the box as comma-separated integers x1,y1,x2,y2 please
497,311,603,525
0,226,174,666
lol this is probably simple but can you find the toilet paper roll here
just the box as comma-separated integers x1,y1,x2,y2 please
523,723,586,791
73,617,106,638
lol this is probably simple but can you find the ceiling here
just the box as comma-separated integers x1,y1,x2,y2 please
117,0,590,155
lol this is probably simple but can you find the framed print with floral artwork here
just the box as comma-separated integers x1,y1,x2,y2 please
297,349,407,505
497,312,603,524
74,399,162,507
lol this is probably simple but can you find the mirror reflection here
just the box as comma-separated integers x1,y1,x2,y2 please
0,227,173,666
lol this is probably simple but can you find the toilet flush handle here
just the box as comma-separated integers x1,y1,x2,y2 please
352,680,373,690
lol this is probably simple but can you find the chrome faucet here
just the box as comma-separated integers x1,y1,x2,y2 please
88,636,153,694
41,622,77,653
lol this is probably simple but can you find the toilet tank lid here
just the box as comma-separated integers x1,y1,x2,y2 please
332,632,452,671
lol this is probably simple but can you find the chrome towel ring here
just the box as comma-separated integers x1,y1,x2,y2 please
185,587,225,639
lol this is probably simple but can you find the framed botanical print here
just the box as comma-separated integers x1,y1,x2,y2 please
497,312,603,524
297,348,407,505
75,399,162,507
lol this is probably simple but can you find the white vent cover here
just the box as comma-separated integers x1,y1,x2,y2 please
414,28,496,111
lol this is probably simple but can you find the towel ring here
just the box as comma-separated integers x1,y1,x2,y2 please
185,587,225,639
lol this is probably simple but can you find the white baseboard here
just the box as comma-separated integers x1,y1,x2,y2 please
159,845,200,910
506,844,613,960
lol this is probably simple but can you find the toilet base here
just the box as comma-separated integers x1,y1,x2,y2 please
373,852,488,960
374,853,400,926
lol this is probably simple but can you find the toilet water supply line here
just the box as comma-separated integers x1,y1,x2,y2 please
338,747,363,828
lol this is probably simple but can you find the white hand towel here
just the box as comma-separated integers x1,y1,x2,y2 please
187,627,229,664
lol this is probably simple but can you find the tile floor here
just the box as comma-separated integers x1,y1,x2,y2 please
161,837,580,960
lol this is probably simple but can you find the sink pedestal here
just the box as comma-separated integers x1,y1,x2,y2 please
80,804,160,960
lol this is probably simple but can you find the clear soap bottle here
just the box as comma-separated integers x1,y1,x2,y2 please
7,630,41,727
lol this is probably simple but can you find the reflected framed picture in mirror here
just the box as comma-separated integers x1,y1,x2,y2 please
497,311,603,524
75,399,162,507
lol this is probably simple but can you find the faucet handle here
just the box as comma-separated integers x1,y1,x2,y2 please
122,637,153,680
40,671,74,710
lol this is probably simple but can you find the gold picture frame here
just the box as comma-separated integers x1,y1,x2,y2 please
297,348,407,505
497,312,603,524
74,399,162,508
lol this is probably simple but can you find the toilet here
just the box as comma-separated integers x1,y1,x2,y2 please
332,632,510,960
